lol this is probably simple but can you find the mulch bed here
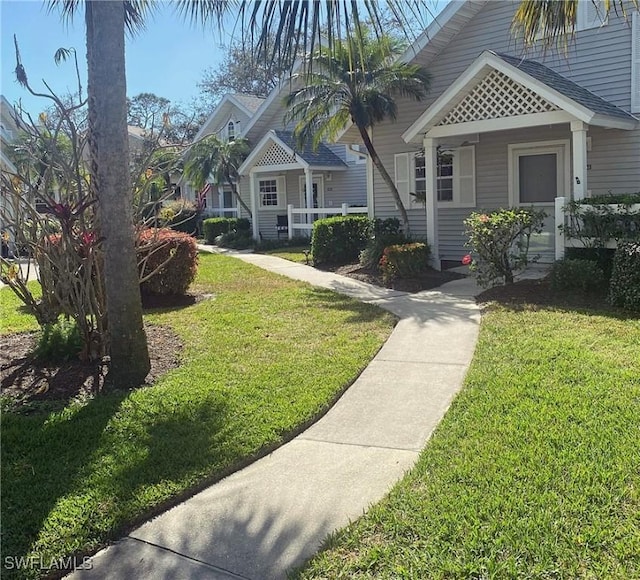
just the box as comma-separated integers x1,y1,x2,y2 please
322,262,466,292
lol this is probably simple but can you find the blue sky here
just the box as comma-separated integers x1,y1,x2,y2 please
1,0,235,116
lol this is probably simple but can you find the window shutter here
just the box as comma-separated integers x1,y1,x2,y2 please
454,146,476,207
632,11,640,113
277,175,286,208
394,153,411,207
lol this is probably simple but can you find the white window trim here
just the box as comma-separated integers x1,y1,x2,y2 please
258,176,286,210
394,146,476,210
508,139,570,207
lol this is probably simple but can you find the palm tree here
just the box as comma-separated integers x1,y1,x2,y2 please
512,0,634,47
183,135,252,218
284,30,431,232
43,0,610,387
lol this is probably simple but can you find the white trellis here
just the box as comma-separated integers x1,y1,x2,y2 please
439,69,559,125
255,142,297,167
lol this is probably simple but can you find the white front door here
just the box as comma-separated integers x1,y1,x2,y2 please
509,141,570,262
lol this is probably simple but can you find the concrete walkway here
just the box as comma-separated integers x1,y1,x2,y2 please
69,250,482,580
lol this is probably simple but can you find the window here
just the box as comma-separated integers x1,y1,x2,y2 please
227,121,235,141
576,0,607,31
258,176,286,209
394,146,475,209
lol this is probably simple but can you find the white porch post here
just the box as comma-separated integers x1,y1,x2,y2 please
217,185,223,212
571,120,588,200
250,171,259,240
424,137,440,270
304,168,313,224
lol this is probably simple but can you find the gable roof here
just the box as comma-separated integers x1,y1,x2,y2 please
237,129,347,175
192,93,265,143
495,53,635,121
403,50,637,142
231,94,265,114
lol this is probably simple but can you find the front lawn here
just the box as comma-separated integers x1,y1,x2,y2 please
260,245,310,263
1,253,395,579
296,297,640,578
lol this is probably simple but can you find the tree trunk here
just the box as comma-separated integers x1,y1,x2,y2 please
357,125,411,236
225,174,252,218
86,0,150,387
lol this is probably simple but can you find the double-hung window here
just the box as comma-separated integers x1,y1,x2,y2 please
258,176,286,209
394,146,475,209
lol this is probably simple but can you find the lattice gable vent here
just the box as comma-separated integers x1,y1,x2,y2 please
439,69,560,125
255,142,297,167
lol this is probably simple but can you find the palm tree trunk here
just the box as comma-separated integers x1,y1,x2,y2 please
225,174,252,219
357,125,411,236
86,0,150,387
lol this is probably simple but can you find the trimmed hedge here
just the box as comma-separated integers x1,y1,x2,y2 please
379,242,430,284
550,258,606,293
203,217,251,244
311,215,371,265
137,228,198,296
359,218,407,269
608,242,640,311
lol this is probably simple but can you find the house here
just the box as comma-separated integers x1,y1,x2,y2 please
338,0,640,268
183,88,368,238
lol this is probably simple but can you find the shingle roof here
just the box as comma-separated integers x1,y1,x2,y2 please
273,130,347,168
495,52,636,121
232,94,266,113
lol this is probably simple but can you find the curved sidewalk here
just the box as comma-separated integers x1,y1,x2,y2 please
70,251,481,580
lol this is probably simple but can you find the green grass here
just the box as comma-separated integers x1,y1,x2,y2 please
296,303,640,579
261,246,311,263
0,282,41,334
1,253,395,579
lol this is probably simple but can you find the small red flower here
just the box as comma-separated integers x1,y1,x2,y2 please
478,214,490,223
462,254,472,266
81,231,97,246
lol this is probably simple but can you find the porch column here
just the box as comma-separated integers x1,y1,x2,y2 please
571,120,588,200
424,136,440,270
304,167,313,225
217,185,224,212
249,171,259,240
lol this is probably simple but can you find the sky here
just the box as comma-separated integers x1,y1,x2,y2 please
1,0,236,117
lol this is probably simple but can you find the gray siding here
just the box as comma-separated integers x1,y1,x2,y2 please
369,0,640,262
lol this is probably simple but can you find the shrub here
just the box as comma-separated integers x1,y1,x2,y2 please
311,215,372,265
550,258,606,293
203,217,251,244
216,230,254,250
583,192,640,205
379,242,430,284
255,236,310,252
565,247,616,282
160,199,200,235
35,317,83,362
359,218,408,269
137,228,198,296
608,242,640,311
464,208,547,287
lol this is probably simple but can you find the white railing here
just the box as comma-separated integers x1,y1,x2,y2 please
286,203,368,239
203,207,239,218
555,196,640,260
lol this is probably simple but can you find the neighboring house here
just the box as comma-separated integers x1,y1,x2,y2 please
339,0,640,268
183,89,368,239
1,95,19,248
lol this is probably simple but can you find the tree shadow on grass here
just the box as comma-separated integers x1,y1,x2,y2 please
2,389,234,579
301,287,397,325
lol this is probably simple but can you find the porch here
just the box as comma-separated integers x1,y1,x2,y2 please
402,51,638,269
238,129,368,240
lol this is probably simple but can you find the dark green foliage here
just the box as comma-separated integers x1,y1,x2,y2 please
608,242,640,311
359,218,407,269
379,242,430,283
35,317,82,362
216,230,254,250
203,217,251,244
565,247,616,281
582,192,640,205
138,228,198,296
160,200,200,235
550,259,606,293
311,216,372,265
